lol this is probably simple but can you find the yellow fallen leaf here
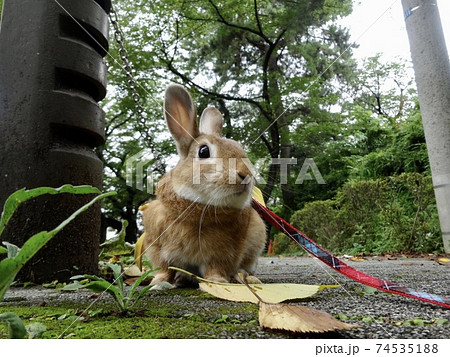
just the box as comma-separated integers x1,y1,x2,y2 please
200,281,320,304
350,256,365,262
436,257,450,264
123,264,144,278
259,303,357,333
169,267,324,304
134,233,146,271
252,186,266,207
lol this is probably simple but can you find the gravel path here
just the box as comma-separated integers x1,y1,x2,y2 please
2,256,449,339
256,256,449,338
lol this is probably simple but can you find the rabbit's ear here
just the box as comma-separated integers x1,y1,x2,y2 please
164,84,199,158
199,107,223,136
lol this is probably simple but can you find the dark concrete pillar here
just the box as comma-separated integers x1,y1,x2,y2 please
0,0,111,281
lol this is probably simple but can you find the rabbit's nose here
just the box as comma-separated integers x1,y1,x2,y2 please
238,172,247,181
237,167,252,183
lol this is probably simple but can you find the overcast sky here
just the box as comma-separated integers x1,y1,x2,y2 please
338,0,450,63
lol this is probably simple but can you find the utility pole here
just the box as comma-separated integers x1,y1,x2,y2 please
402,0,450,253
0,0,111,281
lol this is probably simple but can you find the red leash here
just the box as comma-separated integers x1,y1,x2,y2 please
252,199,450,309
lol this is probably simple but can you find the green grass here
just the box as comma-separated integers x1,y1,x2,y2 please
0,289,261,339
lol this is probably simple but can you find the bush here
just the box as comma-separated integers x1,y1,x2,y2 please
290,200,343,251
276,173,443,255
271,233,304,255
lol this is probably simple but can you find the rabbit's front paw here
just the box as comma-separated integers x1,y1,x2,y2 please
204,268,229,283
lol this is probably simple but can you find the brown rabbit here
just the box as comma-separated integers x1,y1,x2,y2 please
142,84,266,287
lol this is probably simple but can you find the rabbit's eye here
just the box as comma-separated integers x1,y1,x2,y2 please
198,145,210,159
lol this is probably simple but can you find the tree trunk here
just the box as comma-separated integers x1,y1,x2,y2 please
267,54,294,211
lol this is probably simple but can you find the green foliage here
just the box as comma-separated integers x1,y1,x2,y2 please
284,173,442,255
0,312,45,339
349,105,429,180
291,200,343,248
348,54,416,121
0,185,116,301
271,233,301,255
63,262,168,312
99,220,134,258
102,2,440,254
0,312,26,338
0,185,101,237
103,0,357,223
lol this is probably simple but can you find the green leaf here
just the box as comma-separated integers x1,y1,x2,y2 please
363,286,377,296
127,273,162,309
82,280,117,295
100,220,132,256
2,242,20,258
25,322,46,339
61,281,86,291
70,274,103,281
214,315,229,324
65,277,124,311
0,190,116,301
0,184,101,238
0,312,27,338
134,284,153,301
42,280,59,289
0,259,20,301
106,263,124,294
337,313,349,321
15,190,115,266
65,275,115,294
435,318,448,325
69,275,91,281
127,267,155,301
0,246,7,255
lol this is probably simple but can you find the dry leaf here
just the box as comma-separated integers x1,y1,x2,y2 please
401,262,419,266
436,257,450,265
168,267,355,334
259,303,357,333
124,265,144,278
350,256,365,262
134,233,146,270
199,281,321,304
169,266,326,303
124,277,139,286
252,186,266,206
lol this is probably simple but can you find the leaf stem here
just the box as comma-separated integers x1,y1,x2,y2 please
236,273,266,304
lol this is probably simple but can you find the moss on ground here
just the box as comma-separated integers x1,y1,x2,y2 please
0,289,267,339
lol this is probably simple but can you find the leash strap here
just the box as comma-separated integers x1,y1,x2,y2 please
252,199,450,309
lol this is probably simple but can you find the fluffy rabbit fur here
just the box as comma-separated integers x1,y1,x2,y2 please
142,84,266,286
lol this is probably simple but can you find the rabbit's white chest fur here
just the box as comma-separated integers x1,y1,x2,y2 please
173,181,252,210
